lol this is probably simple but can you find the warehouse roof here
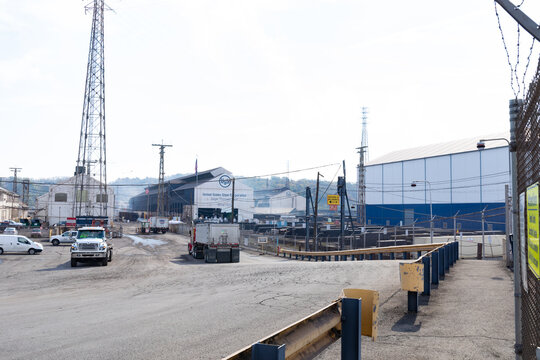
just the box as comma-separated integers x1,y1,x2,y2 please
132,167,231,198
367,132,509,166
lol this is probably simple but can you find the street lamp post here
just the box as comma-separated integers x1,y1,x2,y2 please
411,180,433,244
477,131,521,356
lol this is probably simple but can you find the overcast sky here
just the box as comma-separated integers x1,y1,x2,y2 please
1,0,539,182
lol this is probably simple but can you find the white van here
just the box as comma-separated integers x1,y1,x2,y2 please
0,235,43,255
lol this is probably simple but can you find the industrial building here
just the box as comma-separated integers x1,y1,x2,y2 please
365,134,509,231
129,167,255,222
35,176,115,226
253,187,306,215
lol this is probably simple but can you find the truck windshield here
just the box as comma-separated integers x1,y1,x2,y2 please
77,230,105,239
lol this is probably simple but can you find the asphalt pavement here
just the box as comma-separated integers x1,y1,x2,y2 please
0,230,514,359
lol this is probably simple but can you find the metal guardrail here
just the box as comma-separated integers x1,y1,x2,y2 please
279,243,446,262
399,241,459,312
279,241,459,315
223,289,378,360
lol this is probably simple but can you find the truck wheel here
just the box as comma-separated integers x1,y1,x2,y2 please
28,248,36,255
102,257,108,266
0,247,3,255
108,250,112,262
52,239,59,246
71,259,77,267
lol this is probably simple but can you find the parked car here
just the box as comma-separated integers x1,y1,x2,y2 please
49,230,78,246
3,227,18,235
6,220,23,228
30,228,42,238
0,235,43,255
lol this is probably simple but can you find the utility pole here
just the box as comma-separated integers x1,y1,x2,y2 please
9,167,21,194
73,0,110,219
152,142,172,217
314,172,323,251
337,176,345,250
230,178,235,223
22,179,30,205
305,187,311,251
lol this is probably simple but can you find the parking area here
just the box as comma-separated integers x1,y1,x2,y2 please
0,231,515,359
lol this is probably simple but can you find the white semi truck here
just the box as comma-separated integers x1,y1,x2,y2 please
70,227,112,267
149,216,169,234
189,223,240,263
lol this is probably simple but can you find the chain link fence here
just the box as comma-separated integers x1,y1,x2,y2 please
517,59,540,359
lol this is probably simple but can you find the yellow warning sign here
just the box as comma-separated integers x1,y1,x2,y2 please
327,194,340,205
526,183,540,279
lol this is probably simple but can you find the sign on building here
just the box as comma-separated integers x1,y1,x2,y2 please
327,194,340,205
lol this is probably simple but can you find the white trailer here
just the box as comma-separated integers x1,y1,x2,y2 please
149,216,169,234
189,223,240,263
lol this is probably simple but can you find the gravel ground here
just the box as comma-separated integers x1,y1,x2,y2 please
0,230,514,359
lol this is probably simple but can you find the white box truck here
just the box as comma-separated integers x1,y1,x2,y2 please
149,216,169,234
189,223,240,263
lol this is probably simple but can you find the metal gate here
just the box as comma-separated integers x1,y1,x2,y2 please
517,60,540,359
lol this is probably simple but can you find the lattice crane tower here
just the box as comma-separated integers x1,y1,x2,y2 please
73,0,108,218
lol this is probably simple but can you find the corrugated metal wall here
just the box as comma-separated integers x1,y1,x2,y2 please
365,147,509,230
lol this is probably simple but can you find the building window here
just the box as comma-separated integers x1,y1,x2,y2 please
96,194,108,203
55,193,68,202
76,190,88,202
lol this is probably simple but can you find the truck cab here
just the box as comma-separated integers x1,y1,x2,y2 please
70,227,112,267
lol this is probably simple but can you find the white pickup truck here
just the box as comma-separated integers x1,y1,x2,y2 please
49,230,78,246
70,227,112,267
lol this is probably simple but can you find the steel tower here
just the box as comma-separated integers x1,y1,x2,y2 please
73,0,108,218
356,107,368,225
152,142,172,216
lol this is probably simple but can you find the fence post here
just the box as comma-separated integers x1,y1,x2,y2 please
445,244,450,273
422,256,431,296
341,298,362,360
439,247,445,280
432,250,439,285
408,291,419,313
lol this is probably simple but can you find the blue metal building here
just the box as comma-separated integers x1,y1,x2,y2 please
365,134,509,231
